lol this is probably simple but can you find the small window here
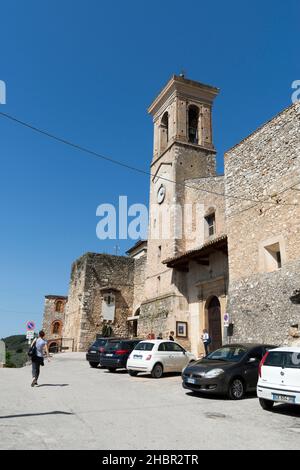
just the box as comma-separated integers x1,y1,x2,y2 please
284,352,300,369
160,112,169,153
205,213,216,237
55,300,64,313
105,341,122,351
264,242,282,272
158,245,162,259
264,352,285,368
134,342,154,351
188,105,199,144
276,251,282,268
167,342,184,352
104,293,115,305
52,321,61,335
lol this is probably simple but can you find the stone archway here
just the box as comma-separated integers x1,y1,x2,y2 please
206,296,222,351
49,342,59,354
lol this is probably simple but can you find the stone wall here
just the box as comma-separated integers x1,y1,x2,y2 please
225,103,300,345
138,292,191,350
63,253,135,351
63,255,87,351
227,260,300,346
183,175,226,251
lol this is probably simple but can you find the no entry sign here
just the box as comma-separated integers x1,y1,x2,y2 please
26,321,35,331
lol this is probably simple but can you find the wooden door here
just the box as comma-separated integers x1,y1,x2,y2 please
208,297,222,352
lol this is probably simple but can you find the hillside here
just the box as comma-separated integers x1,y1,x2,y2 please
2,335,29,368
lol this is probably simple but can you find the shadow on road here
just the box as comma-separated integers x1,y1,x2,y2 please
104,369,128,375
132,372,181,380
185,391,258,401
270,404,300,418
0,411,74,420
37,384,69,387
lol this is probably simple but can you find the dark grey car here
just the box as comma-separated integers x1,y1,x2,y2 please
182,343,276,400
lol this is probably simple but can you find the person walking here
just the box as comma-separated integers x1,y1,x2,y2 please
169,331,175,341
201,329,211,356
157,332,163,340
30,331,49,387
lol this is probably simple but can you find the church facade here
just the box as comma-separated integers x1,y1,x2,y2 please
42,75,300,355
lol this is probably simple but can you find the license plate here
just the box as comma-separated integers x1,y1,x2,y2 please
186,377,197,385
106,353,113,357
90,351,97,354
272,393,295,404
133,355,143,359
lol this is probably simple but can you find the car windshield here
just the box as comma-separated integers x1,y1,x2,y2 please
105,341,122,351
134,342,154,351
206,346,248,362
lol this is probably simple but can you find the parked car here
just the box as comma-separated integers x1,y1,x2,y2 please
100,338,142,372
182,343,276,400
86,337,121,368
257,347,300,410
127,340,197,378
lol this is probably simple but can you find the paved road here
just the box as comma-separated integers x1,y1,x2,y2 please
0,352,300,450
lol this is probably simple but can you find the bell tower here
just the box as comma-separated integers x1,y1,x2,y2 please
149,74,219,163
144,75,219,302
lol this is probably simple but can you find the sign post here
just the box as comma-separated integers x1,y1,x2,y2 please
223,313,230,328
26,321,36,344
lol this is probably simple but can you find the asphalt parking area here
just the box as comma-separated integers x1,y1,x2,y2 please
1,353,299,450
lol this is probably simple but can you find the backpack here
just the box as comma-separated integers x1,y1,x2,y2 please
28,339,37,358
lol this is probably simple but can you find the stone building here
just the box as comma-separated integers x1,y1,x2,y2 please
225,103,300,346
42,295,68,352
62,253,135,351
42,75,300,355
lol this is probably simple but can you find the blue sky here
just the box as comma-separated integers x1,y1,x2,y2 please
0,0,299,337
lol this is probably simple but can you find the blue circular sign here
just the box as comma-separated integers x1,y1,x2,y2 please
26,321,35,331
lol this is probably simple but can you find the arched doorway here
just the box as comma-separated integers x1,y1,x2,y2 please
49,342,59,354
206,296,222,351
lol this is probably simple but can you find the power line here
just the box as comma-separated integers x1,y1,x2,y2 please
0,110,298,207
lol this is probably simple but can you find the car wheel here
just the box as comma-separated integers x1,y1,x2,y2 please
228,378,245,400
128,370,138,377
151,363,163,379
89,362,99,368
259,398,274,411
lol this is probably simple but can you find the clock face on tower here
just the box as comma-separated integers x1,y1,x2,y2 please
157,184,166,204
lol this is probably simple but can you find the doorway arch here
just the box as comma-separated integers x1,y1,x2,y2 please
49,342,59,354
205,296,222,351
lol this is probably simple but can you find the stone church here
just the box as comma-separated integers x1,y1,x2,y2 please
42,75,300,356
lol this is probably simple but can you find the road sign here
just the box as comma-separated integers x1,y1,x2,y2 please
224,313,230,327
26,331,35,339
26,321,35,331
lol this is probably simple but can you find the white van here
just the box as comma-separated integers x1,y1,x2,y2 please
257,347,300,410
